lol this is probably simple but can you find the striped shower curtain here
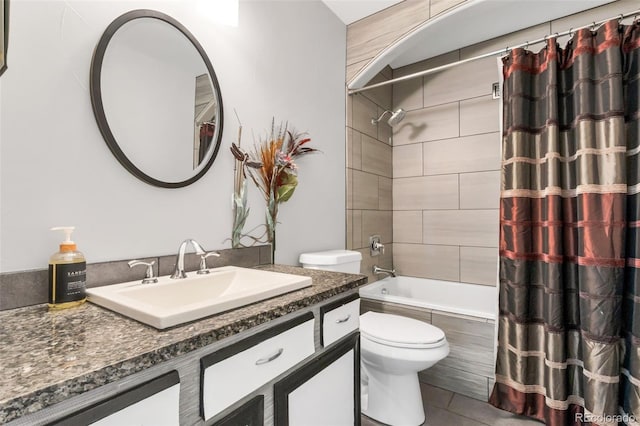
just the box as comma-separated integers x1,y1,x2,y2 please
490,18,640,426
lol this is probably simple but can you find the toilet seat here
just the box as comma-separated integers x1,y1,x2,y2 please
360,312,446,349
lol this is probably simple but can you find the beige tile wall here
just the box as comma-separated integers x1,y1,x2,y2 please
345,0,487,285
391,48,501,286
347,68,394,284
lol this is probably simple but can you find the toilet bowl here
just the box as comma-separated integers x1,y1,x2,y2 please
360,311,449,425
299,249,450,426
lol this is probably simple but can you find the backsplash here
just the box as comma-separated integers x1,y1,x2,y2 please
0,245,272,311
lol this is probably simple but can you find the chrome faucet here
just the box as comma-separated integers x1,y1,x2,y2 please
128,260,158,284
170,239,219,279
373,265,396,278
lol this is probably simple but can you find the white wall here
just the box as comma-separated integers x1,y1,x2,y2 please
0,0,347,273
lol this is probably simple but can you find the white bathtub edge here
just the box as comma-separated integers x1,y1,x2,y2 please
359,277,496,321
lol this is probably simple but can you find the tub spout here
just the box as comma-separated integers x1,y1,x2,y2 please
373,265,396,278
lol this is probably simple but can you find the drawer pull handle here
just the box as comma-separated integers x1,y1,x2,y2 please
255,348,284,365
335,314,351,324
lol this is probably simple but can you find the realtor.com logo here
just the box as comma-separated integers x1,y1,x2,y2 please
575,413,637,423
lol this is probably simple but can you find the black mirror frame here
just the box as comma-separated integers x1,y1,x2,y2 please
89,9,224,188
0,0,9,77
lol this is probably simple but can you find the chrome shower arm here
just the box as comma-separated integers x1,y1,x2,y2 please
371,110,392,125
371,108,406,126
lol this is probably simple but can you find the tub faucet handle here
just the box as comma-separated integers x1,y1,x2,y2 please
128,260,158,284
370,235,385,256
372,241,385,254
197,251,221,274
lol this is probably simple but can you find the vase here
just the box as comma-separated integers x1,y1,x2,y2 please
266,216,276,263
266,194,278,263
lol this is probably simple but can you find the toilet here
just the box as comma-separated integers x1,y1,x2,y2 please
299,250,450,426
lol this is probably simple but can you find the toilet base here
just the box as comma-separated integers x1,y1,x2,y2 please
361,365,425,426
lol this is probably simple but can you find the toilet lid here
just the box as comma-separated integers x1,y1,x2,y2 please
360,311,446,349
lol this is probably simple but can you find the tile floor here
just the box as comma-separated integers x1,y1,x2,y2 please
361,382,543,426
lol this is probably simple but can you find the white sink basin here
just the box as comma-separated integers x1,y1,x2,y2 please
86,266,312,329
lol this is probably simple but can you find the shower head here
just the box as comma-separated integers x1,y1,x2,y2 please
371,108,406,126
387,108,406,126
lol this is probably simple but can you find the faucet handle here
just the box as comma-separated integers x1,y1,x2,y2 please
128,260,158,284
370,235,385,256
197,252,221,275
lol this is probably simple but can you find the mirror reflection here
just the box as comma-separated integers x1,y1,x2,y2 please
91,10,223,188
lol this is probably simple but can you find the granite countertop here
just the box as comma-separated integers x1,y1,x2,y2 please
0,265,367,423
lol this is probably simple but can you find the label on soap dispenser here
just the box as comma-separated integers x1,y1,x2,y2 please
48,262,87,304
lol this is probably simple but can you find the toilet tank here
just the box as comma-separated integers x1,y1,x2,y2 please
299,250,362,274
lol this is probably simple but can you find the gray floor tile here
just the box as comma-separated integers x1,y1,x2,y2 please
448,393,542,425
361,386,543,426
425,406,485,426
420,382,454,409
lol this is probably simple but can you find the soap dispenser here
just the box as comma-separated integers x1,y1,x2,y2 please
48,226,87,310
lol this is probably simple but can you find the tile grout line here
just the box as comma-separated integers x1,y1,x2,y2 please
444,389,455,409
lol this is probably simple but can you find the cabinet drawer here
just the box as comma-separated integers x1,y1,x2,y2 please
321,294,360,346
201,312,315,421
51,371,180,426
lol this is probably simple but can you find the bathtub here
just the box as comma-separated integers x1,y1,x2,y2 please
359,276,497,320
359,276,498,401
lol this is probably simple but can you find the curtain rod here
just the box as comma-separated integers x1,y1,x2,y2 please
348,8,640,95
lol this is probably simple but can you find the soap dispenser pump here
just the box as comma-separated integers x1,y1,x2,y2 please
48,226,87,310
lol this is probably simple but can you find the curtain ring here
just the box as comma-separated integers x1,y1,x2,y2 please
569,27,574,37
618,14,624,23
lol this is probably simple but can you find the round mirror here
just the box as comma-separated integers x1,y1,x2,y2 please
90,10,223,188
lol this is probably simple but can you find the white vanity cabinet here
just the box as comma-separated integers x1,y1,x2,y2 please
13,292,362,426
201,294,362,426
49,371,180,426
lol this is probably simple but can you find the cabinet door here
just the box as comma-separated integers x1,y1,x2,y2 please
274,332,360,426
212,395,263,426
50,371,180,426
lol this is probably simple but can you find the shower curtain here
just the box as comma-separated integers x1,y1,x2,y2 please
198,122,216,165
490,18,640,426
